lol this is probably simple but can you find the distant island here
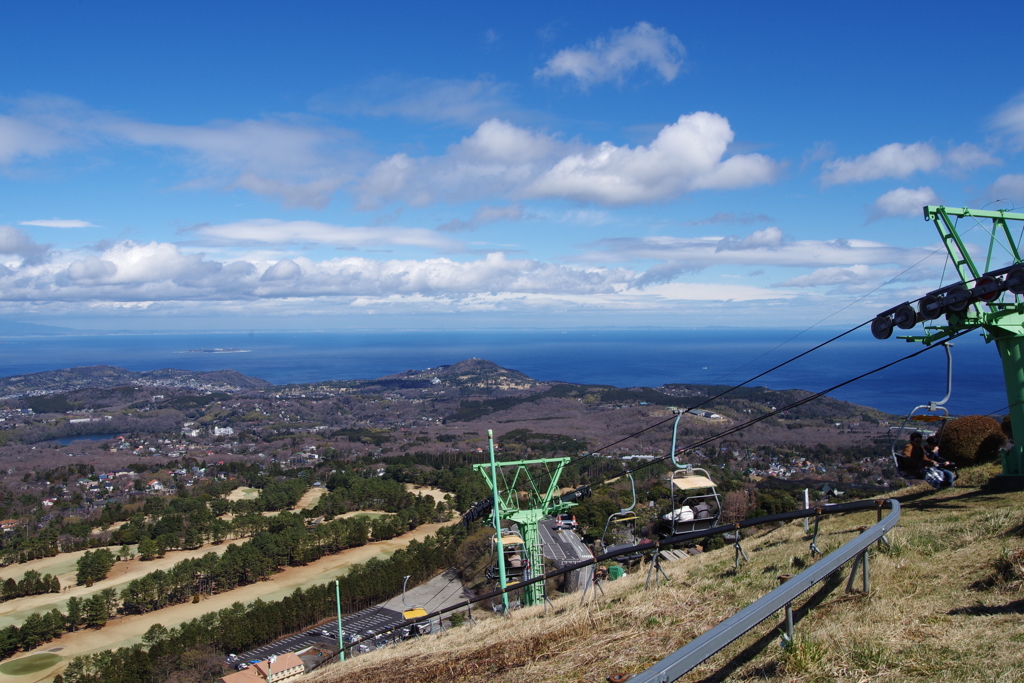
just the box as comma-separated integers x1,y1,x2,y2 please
183,348,250,354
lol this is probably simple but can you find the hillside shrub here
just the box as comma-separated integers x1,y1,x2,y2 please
941,415,1006,466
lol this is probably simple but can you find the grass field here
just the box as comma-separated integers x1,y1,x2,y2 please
0,653,61,676
226,486,259,501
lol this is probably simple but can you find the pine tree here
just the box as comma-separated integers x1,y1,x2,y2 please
66,596,83,632
85,594,108,629
138,537,158,561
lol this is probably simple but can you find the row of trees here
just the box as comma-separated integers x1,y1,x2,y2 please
122,495,441,615
55,527,463,683
0,590,117,659
0,570,60,601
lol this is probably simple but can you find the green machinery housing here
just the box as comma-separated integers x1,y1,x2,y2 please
871,205,1024,477
473,429,579,609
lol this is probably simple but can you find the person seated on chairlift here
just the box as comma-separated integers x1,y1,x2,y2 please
924,435,956,487
904,432,955,488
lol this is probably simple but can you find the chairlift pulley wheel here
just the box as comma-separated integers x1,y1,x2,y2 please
871,315,894,340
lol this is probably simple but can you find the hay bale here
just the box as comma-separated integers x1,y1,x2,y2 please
941,415,1006,466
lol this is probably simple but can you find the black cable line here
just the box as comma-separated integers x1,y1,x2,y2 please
712,218,984,385
507,317,876,497
615,328,973,481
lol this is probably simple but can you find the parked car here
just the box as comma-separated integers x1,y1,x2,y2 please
555,514,578,530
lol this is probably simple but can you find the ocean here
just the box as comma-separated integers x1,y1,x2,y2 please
0,328,1010,417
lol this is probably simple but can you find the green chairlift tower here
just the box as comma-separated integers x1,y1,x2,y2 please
870,205,1024,477
474,429,580,608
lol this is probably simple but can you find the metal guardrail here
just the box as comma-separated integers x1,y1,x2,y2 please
627,498,900,683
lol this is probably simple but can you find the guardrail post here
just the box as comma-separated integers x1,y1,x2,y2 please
846,527,870,594
809,508,822,557
862,545,870,593
876,499,891,549
778,574,794,648
730,525,748,569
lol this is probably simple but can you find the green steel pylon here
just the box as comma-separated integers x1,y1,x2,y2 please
872,205,1024,477
474,430,578,607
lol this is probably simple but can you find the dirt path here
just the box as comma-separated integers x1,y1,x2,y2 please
2,520,457,683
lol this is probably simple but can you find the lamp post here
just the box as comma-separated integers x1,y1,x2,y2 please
267,654,276,683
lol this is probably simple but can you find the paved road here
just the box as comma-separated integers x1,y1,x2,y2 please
228,570,467,668
538,518,594,592
228,605,406,667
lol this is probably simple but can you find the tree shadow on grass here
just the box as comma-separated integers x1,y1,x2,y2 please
948,599,1024,616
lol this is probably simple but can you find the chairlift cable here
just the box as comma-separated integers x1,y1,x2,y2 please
713,221,981,385
614,328,974,482
483,304,953,512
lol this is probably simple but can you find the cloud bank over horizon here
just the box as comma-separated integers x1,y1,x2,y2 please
2,8,1022,330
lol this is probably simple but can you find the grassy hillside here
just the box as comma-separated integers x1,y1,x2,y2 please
311,464,1024,683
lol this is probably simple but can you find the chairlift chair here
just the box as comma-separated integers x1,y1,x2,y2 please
661,410,722,535
485,530,530,581
600,473,648,564
888,342,954,479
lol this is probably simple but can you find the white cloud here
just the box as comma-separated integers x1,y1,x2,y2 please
530,113,778,203
535,22,685,87
0,225,51,264
358,119,562,208
190,219,459,251
820,142,998,186
0,96,355,209
869,186,940,220
0,115,70,164
820,143,942,186
990,93,1024,151
945,143,999,172
313,76,515,124
102,117,352,209
989,174,1024,202
636,281,796,302
20,219,97,228
579,228,939,270
630,261,692,289
715,226,785,252
260,259,302,281
0,242,637,303
775,264,884,288
437,204,523,232
361,113,780,207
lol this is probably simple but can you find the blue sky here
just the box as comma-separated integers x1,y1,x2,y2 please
2,1,1024,332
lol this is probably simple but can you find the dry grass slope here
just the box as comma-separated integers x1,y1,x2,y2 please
311,464,1024,683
